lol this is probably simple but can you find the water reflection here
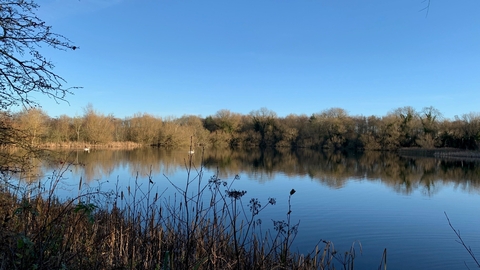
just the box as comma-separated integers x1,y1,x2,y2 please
16,148,480,196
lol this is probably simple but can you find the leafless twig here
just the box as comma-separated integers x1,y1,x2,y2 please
445,211,480,268
419,0,431,18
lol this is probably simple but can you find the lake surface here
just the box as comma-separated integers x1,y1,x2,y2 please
19,147,480,269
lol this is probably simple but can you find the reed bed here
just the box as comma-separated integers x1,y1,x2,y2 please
39,141,143,150
0,150,360,270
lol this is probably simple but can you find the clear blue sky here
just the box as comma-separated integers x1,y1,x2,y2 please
33,0,480,119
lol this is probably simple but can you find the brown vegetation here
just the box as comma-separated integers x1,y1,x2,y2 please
1,1,475,268
0,156,362,270
3,106,480,152
39,141,143,150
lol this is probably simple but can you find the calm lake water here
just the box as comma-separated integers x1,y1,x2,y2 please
20,147,480,269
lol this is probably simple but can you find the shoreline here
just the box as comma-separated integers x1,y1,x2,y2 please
38,141,144,150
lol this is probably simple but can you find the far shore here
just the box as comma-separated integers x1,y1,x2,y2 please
39,141,144,150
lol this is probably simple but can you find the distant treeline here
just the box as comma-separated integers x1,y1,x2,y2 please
3,105,480,150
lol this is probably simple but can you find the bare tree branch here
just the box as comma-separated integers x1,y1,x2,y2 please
445,212,480,268
419,0,431,18
0,0,79,110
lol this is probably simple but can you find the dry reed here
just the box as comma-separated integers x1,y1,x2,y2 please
0,148,364,270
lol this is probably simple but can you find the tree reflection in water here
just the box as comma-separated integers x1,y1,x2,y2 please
11,147,480,196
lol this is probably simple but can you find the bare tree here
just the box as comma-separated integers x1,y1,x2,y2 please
48,114,70,144
0,0,78,110
0,0,77,175
127,113,162,145
14,107,48,146
71,115,83,142
82,104,114,144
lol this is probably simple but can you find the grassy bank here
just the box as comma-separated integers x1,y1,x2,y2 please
0,152,365,270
